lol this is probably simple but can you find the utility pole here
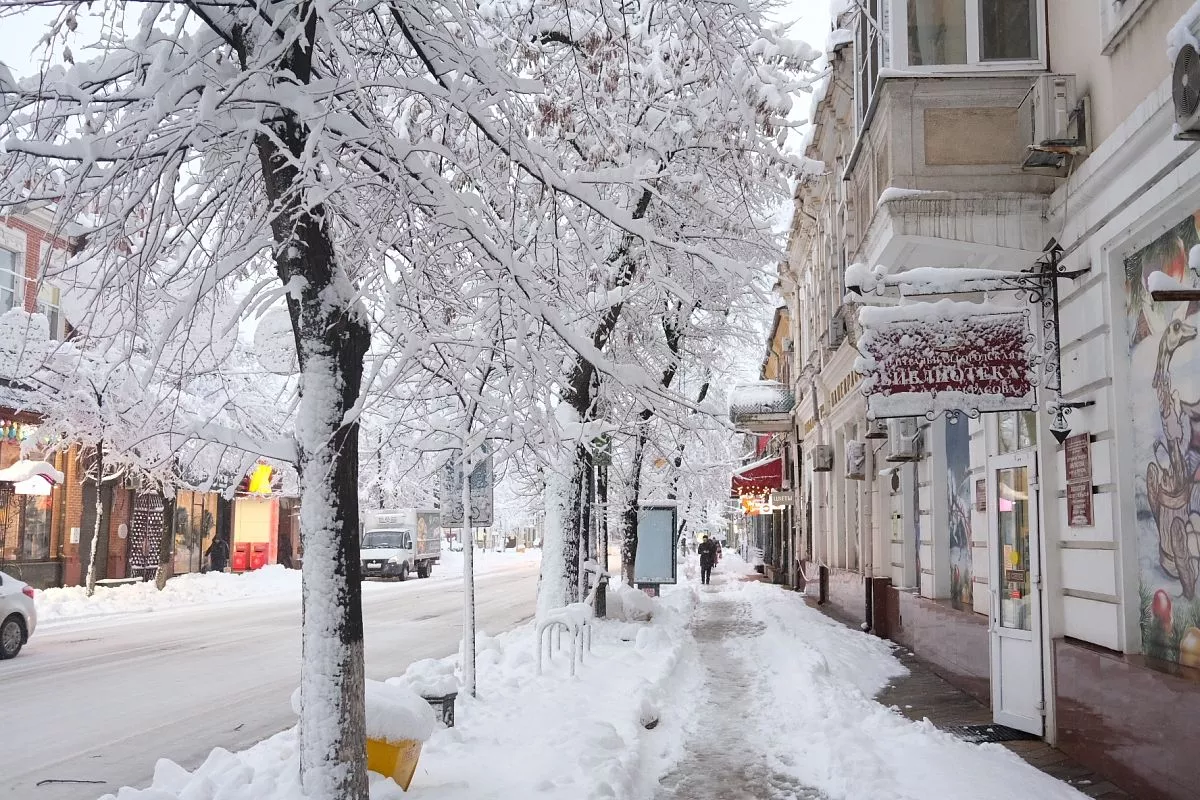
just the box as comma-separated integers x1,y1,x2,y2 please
460,445,477,697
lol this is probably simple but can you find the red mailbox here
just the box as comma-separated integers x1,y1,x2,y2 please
250,542,269,571
232,542,251,572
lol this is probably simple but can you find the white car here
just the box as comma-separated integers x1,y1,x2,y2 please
0,570,37,659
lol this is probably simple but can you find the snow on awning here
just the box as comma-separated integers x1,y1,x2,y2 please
731,457,783,497
0,460,63,495
0,459,64,486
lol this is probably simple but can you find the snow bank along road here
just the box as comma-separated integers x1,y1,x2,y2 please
0,558,540,800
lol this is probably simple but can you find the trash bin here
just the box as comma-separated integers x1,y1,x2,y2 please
232,542,251,572
422,692,457,728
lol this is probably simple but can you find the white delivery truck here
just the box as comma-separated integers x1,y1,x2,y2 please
360,508,442,580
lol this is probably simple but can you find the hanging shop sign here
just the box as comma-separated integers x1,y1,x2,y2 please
812,445,834,472
857,300,1037,420
1064,432,1094,528
440,445,494,527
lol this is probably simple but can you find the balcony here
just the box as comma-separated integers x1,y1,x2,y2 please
844,73,1063,268
729,381,795,434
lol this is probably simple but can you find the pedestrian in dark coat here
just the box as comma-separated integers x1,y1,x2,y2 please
205,535,230,573
697,535,717,585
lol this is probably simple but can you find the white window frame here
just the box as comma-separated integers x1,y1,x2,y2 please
892,0,1048,72
0,245,23,315
1100,0,1156,55
34,283,63,339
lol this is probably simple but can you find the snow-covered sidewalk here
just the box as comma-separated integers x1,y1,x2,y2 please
37,547,539,625
664,557,1089,800
92,554,1092,800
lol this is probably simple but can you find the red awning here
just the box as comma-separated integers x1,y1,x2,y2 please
731,457,783,496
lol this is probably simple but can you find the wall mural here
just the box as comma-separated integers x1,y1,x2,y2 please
946,417,974,610
1125,211,1200,667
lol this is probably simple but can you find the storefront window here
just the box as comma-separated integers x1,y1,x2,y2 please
19,493,52,560
997,466,1031,630
998,410,1037,454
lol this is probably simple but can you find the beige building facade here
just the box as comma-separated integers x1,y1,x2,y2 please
779,3,1200,798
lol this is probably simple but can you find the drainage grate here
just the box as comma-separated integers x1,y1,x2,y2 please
946,724,1039,744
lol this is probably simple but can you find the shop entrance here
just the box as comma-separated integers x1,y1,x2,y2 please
988,450,1044,735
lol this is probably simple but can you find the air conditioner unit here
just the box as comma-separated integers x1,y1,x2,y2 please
886,418,920,462
865,418,888,439
826,314,847,350
1175,44,1200,140
1018,74,1086,171
845,440,867,480
812,444,834,472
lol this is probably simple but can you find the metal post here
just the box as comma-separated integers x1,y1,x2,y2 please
461,448,476,698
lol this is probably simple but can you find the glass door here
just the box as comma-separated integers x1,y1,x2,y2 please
988,451,1044,734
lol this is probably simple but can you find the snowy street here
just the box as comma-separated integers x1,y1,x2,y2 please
0,556,539,800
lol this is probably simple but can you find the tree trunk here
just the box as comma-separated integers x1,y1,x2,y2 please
537,443,585,613
291,278,370,800
597,464,609,572
578,447,593,599
621,430,647,586
237,8,372,795
84,443,104,597
154,494,175,590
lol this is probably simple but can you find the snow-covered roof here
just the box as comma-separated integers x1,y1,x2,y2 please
729,381,795,416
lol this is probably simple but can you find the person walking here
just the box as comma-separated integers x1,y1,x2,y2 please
205,534,230,573
698,534,717,585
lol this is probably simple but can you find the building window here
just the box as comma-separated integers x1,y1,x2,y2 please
35,284,61,339
997,410,1037,454
907,0,967,65
0,247,21,313
898,0,1043,68
978,0,1037,61
855,0,887,123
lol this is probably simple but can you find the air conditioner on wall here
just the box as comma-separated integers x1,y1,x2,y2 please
886,418,920,462
845,440,867,480
1018,74,1086,170
826,314,846,350
1176,42,1200,139
812,444,834,472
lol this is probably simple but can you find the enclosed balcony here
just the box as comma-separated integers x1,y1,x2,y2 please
728,381,796,434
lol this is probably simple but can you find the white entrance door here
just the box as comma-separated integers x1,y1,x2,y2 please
988,451,1044,735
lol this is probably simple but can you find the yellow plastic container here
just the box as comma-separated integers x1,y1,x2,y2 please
365,737,423,791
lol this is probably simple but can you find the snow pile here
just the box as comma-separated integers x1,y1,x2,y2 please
1167,2,1200,64
1147,271,1194,293
728,580,1088,799
290,680,437,744
36,565,299,623
37,547,539,624
388,658,459,697
95,582,698,800
607,581,656,621
826,28,854,53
